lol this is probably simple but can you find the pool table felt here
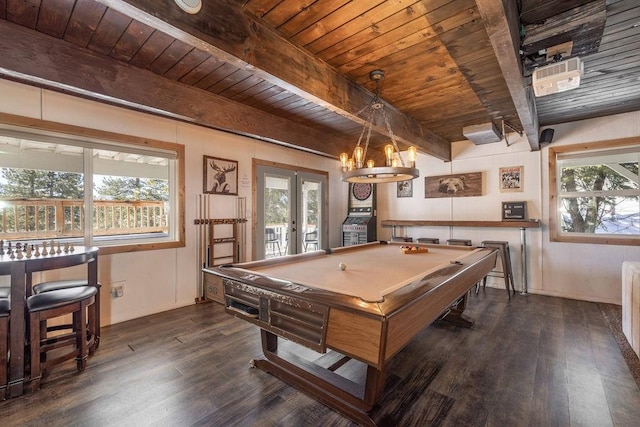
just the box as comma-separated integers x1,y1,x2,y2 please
249,244,481,302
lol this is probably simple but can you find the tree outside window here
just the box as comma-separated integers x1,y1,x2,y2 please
550,141,640,245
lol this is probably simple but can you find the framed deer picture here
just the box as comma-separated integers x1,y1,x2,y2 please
204,156,238,195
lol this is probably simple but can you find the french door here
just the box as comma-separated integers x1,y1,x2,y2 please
255,162,327,259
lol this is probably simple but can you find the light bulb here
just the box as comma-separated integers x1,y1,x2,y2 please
408,146,417,167
354,146,364,168
384,144,394,166
366,159,375,168
340,153,349,171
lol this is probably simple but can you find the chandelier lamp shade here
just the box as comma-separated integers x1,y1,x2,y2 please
340,70,419,184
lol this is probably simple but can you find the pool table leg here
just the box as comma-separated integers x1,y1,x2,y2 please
438,293,474,328
254,329,380,426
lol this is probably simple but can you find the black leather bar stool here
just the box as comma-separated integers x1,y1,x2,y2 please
417,237,440,244
32,279,101,353
446,238,472,246
0,297,9,400
27,286,98,391
480,240,516,298
0,286,9,298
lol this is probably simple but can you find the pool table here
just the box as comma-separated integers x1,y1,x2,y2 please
204,241,497,425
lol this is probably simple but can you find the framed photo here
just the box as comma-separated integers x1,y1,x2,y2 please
499,166,524,192
397,180,413,198
203,156,238,195
425,172,482,198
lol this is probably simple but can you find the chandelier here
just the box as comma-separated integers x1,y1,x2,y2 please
341,70,419,184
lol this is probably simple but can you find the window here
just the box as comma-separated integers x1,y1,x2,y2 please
549,139,640,245
0,117,184,254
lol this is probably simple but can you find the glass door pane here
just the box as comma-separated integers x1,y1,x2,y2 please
299,174,323,252
256,166,295,259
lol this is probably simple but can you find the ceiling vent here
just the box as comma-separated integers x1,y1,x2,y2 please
462,122,502,145
532,57,583,97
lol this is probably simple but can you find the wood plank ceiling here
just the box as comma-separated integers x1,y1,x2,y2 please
0,0,639,163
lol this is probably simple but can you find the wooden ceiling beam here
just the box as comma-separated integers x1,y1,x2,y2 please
98,0,451,161
521,0,606,71
475,0,541,150
0,20,352,158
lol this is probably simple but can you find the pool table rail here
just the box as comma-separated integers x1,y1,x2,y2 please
385,247,498,359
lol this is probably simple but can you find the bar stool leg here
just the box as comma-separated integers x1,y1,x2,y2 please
75,307,88,371
30,312,42,391
499,247,512,298
88,289,100,354
505,248,516,295
0,314,7,400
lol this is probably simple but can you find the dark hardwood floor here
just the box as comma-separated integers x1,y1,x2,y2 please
2,288,640,426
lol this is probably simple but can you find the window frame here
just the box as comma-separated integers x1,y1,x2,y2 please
549,137,640,246
0,112,185,255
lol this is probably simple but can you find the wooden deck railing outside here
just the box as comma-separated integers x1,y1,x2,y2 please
0,198,168,240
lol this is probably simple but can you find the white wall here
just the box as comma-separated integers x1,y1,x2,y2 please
377,134,544,298
378,111,640,305
0,78,347,324
539,112,640,304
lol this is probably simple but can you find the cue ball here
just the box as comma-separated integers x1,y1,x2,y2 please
339,262,346,271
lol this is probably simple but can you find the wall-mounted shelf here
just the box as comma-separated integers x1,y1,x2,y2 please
381,219,540,229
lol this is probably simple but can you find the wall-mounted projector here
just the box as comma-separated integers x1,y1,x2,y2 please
532,57,583,97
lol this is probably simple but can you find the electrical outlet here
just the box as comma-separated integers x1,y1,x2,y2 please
110,281,125,298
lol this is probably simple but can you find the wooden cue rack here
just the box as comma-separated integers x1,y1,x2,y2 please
211,218,247,266
195,195,247,304
195,218,247,304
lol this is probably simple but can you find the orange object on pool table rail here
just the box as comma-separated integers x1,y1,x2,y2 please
400,245,429,254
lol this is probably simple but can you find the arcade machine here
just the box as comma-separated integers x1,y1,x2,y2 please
341,183,377,246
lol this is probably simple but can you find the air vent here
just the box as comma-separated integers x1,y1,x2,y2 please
462,122,502,145
533,57,583,97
